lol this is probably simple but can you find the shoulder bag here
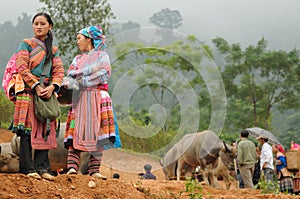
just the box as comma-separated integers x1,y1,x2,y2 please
34,61,60,123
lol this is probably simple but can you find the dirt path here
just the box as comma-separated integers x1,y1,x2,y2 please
0,155,297,199
0,128,298,198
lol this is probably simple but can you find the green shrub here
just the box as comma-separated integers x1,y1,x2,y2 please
179,179,203,199
256,176,279,194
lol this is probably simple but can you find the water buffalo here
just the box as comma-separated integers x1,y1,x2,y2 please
160,139,194,180
161,130,236,187
4,123,90,174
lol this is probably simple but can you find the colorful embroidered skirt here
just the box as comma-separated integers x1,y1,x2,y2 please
64,90,116,151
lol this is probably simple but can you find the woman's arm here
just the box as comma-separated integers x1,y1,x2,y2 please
277,156,287,167
16,41,39,89
81,52,111,87
51,48,64,92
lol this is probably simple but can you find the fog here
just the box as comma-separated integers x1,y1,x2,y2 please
1,0,300,50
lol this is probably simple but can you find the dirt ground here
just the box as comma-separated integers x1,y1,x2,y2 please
0,128,299,199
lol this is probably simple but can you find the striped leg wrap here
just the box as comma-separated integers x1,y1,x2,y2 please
88,148,103,175
67,148,81,171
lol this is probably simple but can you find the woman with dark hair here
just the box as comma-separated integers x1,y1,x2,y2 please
12,12,64,180
272,144,293,194
63,25,117,178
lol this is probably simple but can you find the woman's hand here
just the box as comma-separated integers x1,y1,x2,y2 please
36,84,55,99
276,159,282,165
35,85,43,96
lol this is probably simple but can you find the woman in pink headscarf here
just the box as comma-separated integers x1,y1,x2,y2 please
63,25,115,179
272,144,293,194
291,141,300,150
290,141,300,195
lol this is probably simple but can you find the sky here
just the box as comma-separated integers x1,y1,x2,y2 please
1,0,300,50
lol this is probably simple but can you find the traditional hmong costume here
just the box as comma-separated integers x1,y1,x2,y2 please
13,37,64,174
64,26,117,176
275,154,294,194
293,171,300,195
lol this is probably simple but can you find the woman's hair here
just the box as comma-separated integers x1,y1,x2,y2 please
32,12,54,63
275,144,285,153
83,34,94,48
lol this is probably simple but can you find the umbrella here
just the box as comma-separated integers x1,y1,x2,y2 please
246,127,281,145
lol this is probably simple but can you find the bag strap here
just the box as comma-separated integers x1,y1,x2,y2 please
39,61,52,86
39,61,53,137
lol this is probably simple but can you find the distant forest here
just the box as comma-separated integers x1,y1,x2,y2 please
0,5,299,154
